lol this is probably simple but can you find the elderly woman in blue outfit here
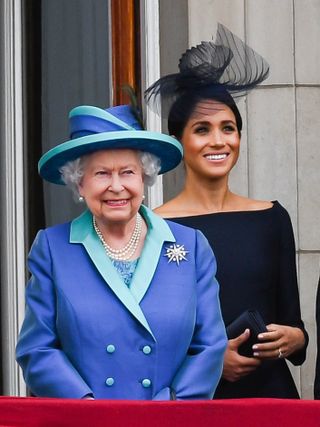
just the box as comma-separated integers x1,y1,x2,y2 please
16,104,227,400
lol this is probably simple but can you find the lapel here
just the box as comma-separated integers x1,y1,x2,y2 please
129,205,176,303
69,207,176,340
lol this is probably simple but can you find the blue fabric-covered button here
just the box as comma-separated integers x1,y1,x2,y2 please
106,344,115,353
142,345,152,355
142,378,151,388
105,377,114,386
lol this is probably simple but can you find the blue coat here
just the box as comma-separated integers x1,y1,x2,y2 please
16,206,227,400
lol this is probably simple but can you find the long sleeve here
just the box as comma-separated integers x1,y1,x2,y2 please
16,230,93,398
275,205,308,366
154,230,227,400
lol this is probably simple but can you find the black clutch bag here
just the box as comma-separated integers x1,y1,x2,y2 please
226,309,268,357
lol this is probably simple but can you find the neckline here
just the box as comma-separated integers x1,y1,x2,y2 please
111,258,139,265
166,200,278,220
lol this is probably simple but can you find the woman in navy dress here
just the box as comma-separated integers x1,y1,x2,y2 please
146,23,308,398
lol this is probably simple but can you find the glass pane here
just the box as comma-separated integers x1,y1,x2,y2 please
41,0,111,226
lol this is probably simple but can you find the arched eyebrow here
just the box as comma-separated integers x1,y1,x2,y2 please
190,120,210,128
119,163,141,171
220,120,237,126
190,119,236,128
89,162,140,172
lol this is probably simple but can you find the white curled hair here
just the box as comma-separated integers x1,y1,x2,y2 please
59,151,161,200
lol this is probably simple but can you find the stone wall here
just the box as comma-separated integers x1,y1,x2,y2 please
184,0,320,398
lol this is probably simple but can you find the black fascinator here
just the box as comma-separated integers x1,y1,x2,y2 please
144,23,269,132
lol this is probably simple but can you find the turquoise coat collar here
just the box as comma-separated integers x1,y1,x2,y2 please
70,205,176,339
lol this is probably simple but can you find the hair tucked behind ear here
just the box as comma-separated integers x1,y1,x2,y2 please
60,156,88,200
138,151,161,186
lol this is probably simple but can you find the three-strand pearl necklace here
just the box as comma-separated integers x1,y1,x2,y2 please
93,213,142,261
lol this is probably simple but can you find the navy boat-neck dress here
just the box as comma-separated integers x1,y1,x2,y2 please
171,201,308,398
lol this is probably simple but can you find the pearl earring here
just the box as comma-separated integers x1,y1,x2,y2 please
79,196,84,203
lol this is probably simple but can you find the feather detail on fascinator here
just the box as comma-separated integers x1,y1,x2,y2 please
144,23,269,116
122,84,145,129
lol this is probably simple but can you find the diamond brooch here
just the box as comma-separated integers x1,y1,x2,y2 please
164,244,188,265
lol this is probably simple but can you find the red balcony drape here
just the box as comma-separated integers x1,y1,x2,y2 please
0,397,319,427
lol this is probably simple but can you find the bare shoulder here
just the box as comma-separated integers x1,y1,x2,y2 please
232,194,273,211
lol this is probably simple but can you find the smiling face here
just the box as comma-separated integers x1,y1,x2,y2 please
79,149,144,227
181,100,241,181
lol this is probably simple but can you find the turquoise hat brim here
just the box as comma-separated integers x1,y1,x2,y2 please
38,130,183,185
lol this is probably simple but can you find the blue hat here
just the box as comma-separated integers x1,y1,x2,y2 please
38,105,183,185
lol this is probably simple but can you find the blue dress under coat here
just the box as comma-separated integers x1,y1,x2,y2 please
16,205,227,400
